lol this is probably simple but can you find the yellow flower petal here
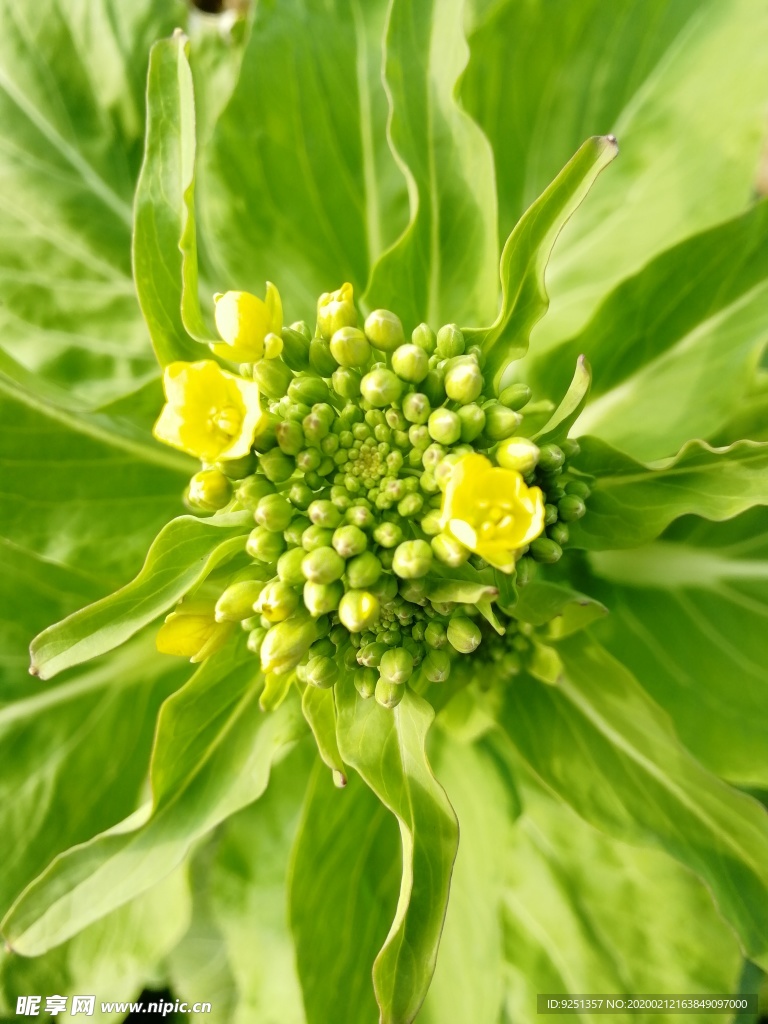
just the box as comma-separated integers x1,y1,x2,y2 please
156,602,234,662
439,453,545,573
212,284,283,363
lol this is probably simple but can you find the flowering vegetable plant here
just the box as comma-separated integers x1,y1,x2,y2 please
1,2,768,1022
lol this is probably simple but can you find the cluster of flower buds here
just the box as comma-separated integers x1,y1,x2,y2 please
153,282,589,708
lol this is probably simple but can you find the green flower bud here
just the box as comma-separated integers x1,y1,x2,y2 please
305,654,338,689
302,524,335,551
303,580,344,616
392,539,433,579
428,408,461,445
392,344,429,384
291,321,312,342
309,337,338,376
447,616,482,654
560,438,581,459
246,626,268,655
355,667,377,699
379,647,414,685
257,580,300,622
235,476,276,511
281,400,310,423
398,493,424,518
280,326,311,371
215,452,257,479
288,374,331,407
419,509,442,536
424,620,447,648
345,505,375,530
302,546,346,584
422,368,446,406
255,493,294,532
346,551,383,589
431,532,470,567
187,469,232,512
546,483,566,501
276,420,304,455
484,403,523,442
332,524,367,558
358,641,387,668
373,521,403,548
516,555,536,586
260,449,295,484
260,612,317,675
277,547,307,585
252,358,293,400
308,499,342,528
558,495,586,521
364,309,405,352
538,443,565,472
263,332,284,360
360,367,403,407
496,436,539,473
565,479,591,499
548,521,570,546
339,590,380,632
295,448,321,474
284,516,310,547
401,395,429,427
332,366,362,399
444,356,483,403
454,403,484,443
544,503,559,526
499,382,532,410
288,482,313,511
436,323,465,358
530,537,563,564
423,648,451,683
375,678,405,709
330,326,371,368
215,580,265,622
246,526,286,563
411,322,437,354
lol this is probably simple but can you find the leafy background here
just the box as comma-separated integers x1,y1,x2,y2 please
1,0,768,1022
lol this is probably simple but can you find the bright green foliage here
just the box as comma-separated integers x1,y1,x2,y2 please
2,0,768,1021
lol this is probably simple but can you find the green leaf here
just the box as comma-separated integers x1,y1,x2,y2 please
30,511,251,680
0,634,184,921
335,680,458,1024
527,201,768,460
587,507,768,786
0,350,191,588
510,580,607,637
200,0,403,316
1,642,303,955
531,354,592,446
464,0,768,346
500,634,768,969
427,580,497,605
498,773,742,1024
1,868,190,1023
569,436,768,549
363,0,498,330
300,684,347,787
465,139,616,388
289,760,400,1024
0,0,185,401
134,34,209,365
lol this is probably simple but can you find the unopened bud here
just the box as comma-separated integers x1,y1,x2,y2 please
565,479,591,499
436,324,465,358
360,367,403,407
373,521,403,548
538,443,565,472
235,475,275,511
499,382,532,410
257,580,300,622
302,546,345,584
379,647,414,685
422,368,446,406
187,469,232,512
457,403,486,443
255,493,293,532
332,366,362,399
560,438,581,459
423,648,451,682
431,532,470,567
392,539,433,579
364,309,405,352
305,655,338,689
484,403,523,442
303,580,344,616
358,641,387,668
338,590,380,632
496,436,539,473
516,555,536,586
330,326,371,368
246,626,268,655
345,505,375,530
447,616,481,653
317,283,357,338
332,524,367,558
277,547,307,585
302,524,335,551
346,551,383,589
392,344,429,384
558,495,586,521
355,667,378,699
444,356,483,404
280,326,311,370
549,521,570,546
215,580,265,622
246,526,286,563
411,323,436,354
530,537,563,563
260,449,295,483
428,408,461,446
424,620,447,648
276,420,304,455
288,374,332,406
309,337,338,376
252,358,293,400
260,612,317,675
375,678,405,709
308,499,343,528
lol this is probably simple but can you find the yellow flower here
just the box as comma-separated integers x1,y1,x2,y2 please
316,282,357,338
439,453,545,573
156,600,234,663
153,360,266,462
211,283,282,362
